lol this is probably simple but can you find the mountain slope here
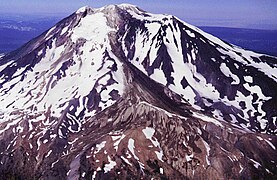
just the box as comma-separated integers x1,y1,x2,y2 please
0,4,276,179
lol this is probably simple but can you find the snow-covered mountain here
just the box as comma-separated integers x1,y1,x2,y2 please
0,4,276,179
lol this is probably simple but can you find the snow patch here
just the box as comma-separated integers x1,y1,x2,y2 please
264,139,276,150
121,156,132,166
155,151,164,161
160,167,164,174
95,141,106,154
113,134,126,151
104,155,116,173
220,63,240,84
142,127,164,161
128,138,139,160
193,112,223,127
186,30,195,38
142,127,155,140
203,140,211,165
76,6,89,14
239,164,244,173
244,76,253,83
45,150,52,158
250,159,261,169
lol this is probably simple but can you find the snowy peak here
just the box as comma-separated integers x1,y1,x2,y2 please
0,3,276,134
0,5,126,127
0,4,277,179
115,8,277,133
75,4,140,17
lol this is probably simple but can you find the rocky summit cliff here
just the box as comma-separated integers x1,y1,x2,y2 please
0,4,276,179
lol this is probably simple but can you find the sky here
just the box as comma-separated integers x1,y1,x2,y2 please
0,0,277,29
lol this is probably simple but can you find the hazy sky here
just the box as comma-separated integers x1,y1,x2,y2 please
1,0,277,29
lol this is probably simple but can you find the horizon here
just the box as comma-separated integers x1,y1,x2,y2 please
0,0,277,30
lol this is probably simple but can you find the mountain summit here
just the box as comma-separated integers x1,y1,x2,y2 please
0,4,276,179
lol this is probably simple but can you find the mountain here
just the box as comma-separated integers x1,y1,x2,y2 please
0,4,276,179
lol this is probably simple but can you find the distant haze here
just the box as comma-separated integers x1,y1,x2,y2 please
0,0,277,30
